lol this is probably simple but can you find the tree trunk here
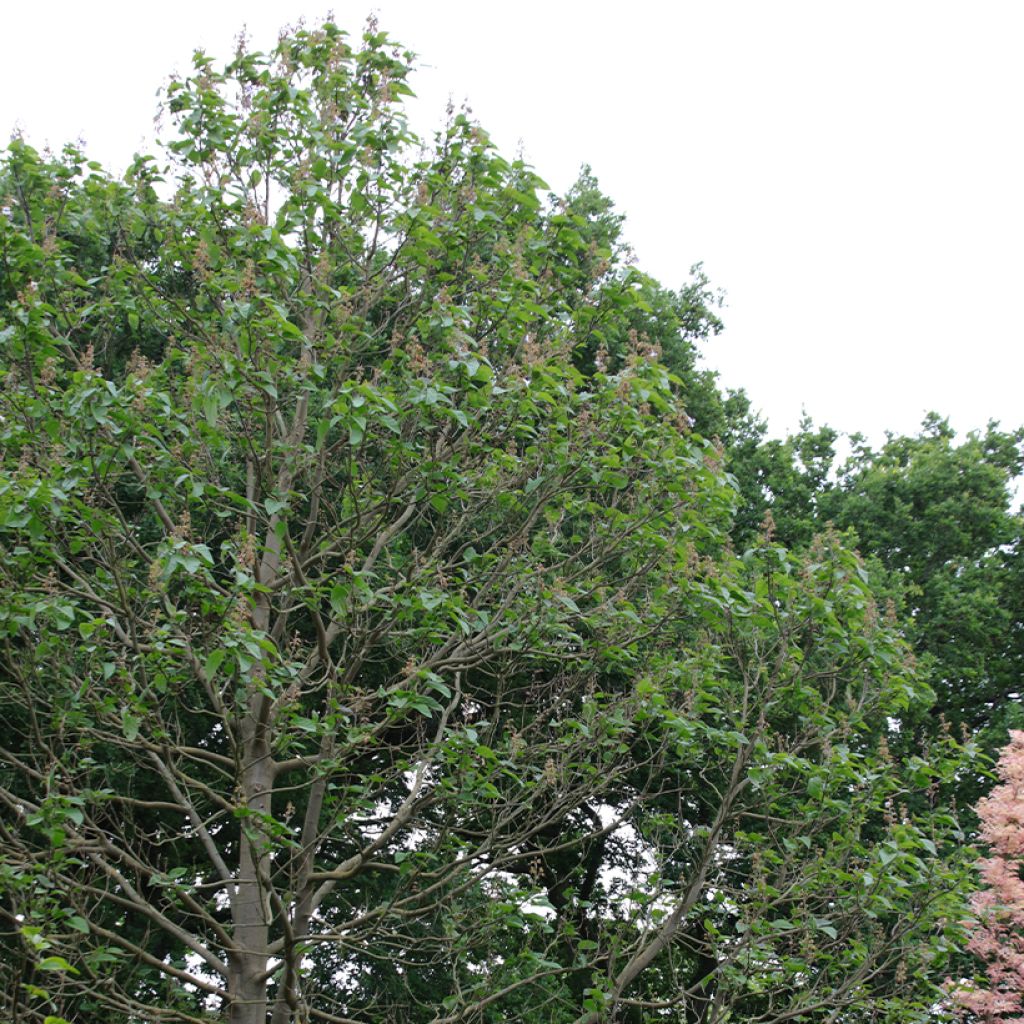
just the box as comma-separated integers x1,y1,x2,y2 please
229,725,273,1024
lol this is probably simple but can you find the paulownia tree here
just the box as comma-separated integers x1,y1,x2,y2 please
0,21,973,1024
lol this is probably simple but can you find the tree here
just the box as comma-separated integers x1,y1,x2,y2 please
823,417,1024,739
0,21,974,1024
950,730,1024,1022
727,413,1024,766
725,412,840,553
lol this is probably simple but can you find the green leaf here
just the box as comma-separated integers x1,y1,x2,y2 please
204,649,226,680
418,590,445,611
121,710,140,743
38,956,79,974
348,417,366,446
203,393,220,427
329,585,348,616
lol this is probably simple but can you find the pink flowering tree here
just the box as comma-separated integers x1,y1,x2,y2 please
952,730,1024,1021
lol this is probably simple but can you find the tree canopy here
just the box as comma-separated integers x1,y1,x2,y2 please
725,409,1024,787
0,19,996,1024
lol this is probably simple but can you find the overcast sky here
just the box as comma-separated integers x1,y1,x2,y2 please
4,1,1022,444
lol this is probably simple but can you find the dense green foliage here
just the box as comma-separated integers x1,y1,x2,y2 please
726,412,1024,786
0,19,1004,1024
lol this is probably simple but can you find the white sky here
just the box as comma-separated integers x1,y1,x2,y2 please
4,1,1022,444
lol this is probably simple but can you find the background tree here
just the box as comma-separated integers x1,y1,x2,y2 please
823,418,1024,741
0,20,975,1024
723,409,1024,780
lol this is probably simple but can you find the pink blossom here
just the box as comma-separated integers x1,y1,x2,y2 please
951,731,1024,1021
